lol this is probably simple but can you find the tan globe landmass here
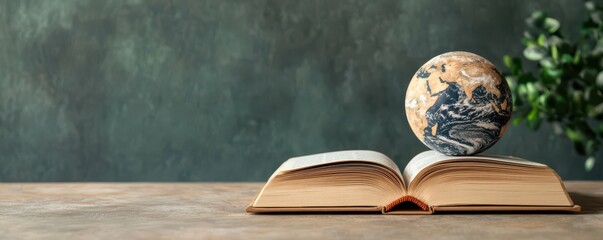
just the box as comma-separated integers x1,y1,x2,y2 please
405,51,512,150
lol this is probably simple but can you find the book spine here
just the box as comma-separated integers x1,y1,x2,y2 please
383,196,429,212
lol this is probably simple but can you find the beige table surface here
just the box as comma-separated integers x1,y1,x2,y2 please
0,181,602,239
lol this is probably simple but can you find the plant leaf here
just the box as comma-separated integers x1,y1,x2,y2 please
544,67,563,78
586,1,596,11
551,44,559,62
503,55,513,69
561,54,574,64
524,46,547,61
598,72,603,89
544,17,560,33
526,107,541,129
527,11,546,28
540,58,555,68
574,49,581,64
566,127,583,142
585,156,595,171
537,34,549,47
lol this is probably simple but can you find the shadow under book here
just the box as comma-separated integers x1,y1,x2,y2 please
246,150,580,214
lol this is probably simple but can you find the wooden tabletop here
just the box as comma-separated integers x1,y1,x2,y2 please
0,182,602,239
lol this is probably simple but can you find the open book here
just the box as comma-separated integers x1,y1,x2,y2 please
246,150,580,214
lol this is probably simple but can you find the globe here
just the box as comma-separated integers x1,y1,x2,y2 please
405,51,512,156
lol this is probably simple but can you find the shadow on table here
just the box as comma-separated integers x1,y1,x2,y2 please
569,192,603,214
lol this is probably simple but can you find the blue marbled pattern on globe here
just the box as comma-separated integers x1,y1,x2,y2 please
421,75,511,155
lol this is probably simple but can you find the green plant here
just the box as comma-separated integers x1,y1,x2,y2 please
503,1,603,170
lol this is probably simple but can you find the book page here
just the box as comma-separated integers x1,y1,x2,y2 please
252,150,404,207
276,150,402,177
402,150,546,184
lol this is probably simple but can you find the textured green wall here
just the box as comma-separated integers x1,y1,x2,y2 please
0,0,601,181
